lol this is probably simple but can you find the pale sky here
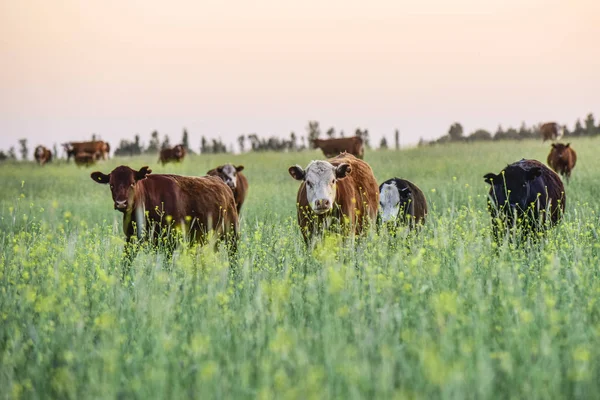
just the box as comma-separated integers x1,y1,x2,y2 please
1,0,599,155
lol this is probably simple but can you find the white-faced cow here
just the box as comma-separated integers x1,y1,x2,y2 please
207,164,248,214
34,145,52,166
378,178,427,230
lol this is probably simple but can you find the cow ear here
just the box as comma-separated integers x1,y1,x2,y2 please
526,167,542,181
217,166,223,173
551,143,556,148
135,166,152,181
483,173,497,184
335,163,351,179
206,168,216,176
235,165,244,172
288,165,305,180
91,171,110,184
566,143,570,148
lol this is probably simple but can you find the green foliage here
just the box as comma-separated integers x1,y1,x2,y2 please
1,139,600,398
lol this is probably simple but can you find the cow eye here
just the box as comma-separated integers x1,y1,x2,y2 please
522,183,527,188
110,185,114,189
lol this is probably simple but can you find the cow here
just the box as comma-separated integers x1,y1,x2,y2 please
484,159,565,242
90,166,239,263
63,141,109,162
34,145,52,166
288,152,379,244
547,143,577,182
540,122,563,142
312,136,365,159
74,151,101,167
378,178,427,230
206,164,248,214
159,144,186,165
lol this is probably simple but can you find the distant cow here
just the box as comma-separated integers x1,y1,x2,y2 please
34,145,52,166
288,152,379,243
90,166,239,256
312,136,365,159
159,144,186,165
540,122,563,142
547,143,577,182
63,141,109,162
207,164,248,214
378,178,427,230
74,152,101,167
484,159,565,241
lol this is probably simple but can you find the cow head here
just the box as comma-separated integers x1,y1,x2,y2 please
289,161,351,214
91,166,152,212
35,146,45,158
484,165,542,211
212,164,244,190
379,180,412,223
551,143,570,159
173,144,184,158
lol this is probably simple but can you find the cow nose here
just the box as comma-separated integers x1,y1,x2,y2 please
315,199,331,209
115,200,127,209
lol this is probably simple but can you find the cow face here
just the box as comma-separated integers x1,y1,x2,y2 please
174,145,184,158
379,181,412,223
551,143,570,159
91,166,151,212
484,166,542,211
215,164,244,189
289,161,351,214
35,146,45,158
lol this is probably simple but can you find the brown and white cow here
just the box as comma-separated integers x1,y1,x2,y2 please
207,164,248,214
540,122,563,142
547,143,577,182
312,136,365,159
159,144,186,165
34,145,52,166
288,152,379,243
90,165,238,252
63,141,110,162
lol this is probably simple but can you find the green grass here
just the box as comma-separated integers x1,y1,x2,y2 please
2,138,600,399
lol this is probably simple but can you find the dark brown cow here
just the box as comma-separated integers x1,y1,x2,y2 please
547,143,577,182
540,122,563,142
378,178,427,229
34,145,52,166
63,141,109,162
207,164,248,214
288,152,379,243
484,159,565,242
90,166,238,253
74,151,101,167
159,144,186,165
312,136,365,159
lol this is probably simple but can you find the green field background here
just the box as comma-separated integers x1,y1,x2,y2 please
2,139,600,399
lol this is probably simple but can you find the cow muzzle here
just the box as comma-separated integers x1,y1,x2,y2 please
313,199,332,214
114,200,128,210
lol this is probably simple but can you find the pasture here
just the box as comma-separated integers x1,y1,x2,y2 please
2,138,600,399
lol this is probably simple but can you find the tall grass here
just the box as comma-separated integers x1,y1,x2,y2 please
1,139,600,399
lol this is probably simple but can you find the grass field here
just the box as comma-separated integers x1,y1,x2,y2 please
2,138,600,399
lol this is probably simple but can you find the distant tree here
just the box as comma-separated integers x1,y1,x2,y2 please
236,135,245,153
307,121,321,148
584,113,596,136
0,151,7,161
468,129,492,141
146,131,160,153
8,147,17,160
379,137,388,149
18,139,28,160
92,133,97,142
134,135,142,152
290,132,297,151
200,136,209,154
326,127,335,138
182,129,190,150
418,137,426,147
448,123,464,141
53,143,58,159
161,135,171,150
573,119,584,136
494,125,506,140
394,129,400,150
339,130,345,138
562,125,571,137
355,128,370,148
518,122,532,140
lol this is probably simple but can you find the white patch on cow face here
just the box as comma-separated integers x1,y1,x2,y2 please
36,147,44,158
304,161,338,214
221,164,237,189
379,182,401,223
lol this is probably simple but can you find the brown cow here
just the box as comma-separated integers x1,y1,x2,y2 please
312,136,365,159
34,145,52,166
540,122,563,142
378,178,427,230
90,166,238,255
159,144,186,165
547,143,577,182
288,152,379,243
74,151,101,167
207,164,248,214
63,141,109,162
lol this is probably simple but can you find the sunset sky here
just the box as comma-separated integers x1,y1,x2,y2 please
1,0,599,155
